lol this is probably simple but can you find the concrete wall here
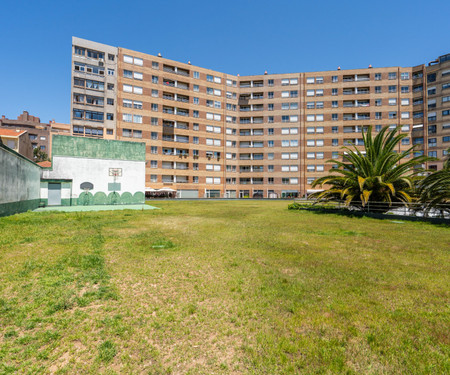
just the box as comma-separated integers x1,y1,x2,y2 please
0,143,41,216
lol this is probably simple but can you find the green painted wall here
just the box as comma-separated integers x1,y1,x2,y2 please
0,199,41,217
52,135,146,161
0,143,41,217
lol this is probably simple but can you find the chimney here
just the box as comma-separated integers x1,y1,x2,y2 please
337,66,341,70
369,64,373,69
264,70,268,75
158,53,162,57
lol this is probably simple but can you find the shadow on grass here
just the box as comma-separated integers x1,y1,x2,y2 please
290,207,450,226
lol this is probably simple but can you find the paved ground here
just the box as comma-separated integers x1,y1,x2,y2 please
34,204,158,213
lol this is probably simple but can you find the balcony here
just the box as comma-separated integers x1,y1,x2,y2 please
163,79,175,87
177,109,189,117
163,93,175,101
177,94,189,103
253,81,264,87
343,113,370,121
163,107,175,115
177,82,189,90
163,65,176,74
240,81,251,88
177,68,189,77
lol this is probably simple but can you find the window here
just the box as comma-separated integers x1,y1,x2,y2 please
332,88,338,96
389,85,397,93
332,76,338,82
268,104,274,111
268,79,274,86
332,114,338,121
332,126,338,133
150,160,157,168
193,110,199,118
389,72,397,80
427,73,436,83
151,104,158,111
401,112,410,119
268,140,274,147
152,61,159,69
332,139,338,146
151,117,158,126
332,101,338,108
389,98,397,106
107,98,114,105
316,89,324,96
401,98,409,106
375,73,381,81
316,102,324,109
316,77,323,84
193,71,199,79
151,132,158,140
152,75,158,84
306,77,315,84
428,87,436,95
268,116,274,123
401,86,410,93
375,99,382,106
152,89,158,97
401,72,410,80
401,138,410,145
107,113,114,120
375,86,382,94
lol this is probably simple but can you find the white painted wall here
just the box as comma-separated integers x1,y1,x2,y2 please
44,156,145,198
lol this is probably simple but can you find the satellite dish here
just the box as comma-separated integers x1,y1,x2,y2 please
80,182,94,190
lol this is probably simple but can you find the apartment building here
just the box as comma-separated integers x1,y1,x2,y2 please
71,37,450,198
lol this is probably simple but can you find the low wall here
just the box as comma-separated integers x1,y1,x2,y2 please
0,143,41,216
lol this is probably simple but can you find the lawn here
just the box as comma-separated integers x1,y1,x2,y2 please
0,200,448,374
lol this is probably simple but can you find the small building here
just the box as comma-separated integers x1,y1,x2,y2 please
40,135,146,206
0,129,33,160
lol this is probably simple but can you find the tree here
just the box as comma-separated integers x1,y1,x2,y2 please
418,148,450,215
33,146,49,162
309,126,431,212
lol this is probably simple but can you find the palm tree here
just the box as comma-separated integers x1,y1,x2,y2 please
309,126,431,212
418,148,450,215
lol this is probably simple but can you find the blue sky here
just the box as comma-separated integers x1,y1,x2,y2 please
0,0,449,124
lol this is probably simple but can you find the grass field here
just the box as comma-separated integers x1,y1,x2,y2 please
0,200,448,374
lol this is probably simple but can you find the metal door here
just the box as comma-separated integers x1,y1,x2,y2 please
48,183,61,206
